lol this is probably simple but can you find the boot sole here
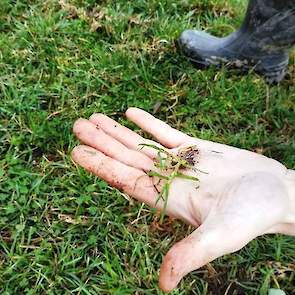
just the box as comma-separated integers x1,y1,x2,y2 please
186,55,288,83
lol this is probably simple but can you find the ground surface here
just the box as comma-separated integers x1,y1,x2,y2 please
0,0,295,294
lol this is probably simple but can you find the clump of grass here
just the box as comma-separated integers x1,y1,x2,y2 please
139,144,199,222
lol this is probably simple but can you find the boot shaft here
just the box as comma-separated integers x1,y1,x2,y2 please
240,0,295,52
242,0,295,30
177,0,295,82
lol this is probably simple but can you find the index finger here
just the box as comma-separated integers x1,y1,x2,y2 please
126,108,191,148
126,108,224,151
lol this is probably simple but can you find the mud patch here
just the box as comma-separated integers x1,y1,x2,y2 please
177,146,200,167
83,149,97,156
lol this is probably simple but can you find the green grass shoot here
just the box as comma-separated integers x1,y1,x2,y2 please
139,143,199,223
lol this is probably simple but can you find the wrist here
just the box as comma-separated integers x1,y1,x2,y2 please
267,171,295,236
283,169,295,223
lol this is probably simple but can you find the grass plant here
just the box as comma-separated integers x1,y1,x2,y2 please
140,144,199,222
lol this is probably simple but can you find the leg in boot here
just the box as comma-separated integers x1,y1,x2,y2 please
178,0,295,83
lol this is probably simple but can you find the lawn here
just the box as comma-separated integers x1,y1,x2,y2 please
0,0,295,294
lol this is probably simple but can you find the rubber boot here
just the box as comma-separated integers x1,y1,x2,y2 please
178,0,295,83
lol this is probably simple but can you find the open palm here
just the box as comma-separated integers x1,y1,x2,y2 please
72,108,295,292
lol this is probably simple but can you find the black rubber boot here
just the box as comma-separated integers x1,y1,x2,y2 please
178,0,295,83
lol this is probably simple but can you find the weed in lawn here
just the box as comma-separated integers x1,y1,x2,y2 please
140,144,199,222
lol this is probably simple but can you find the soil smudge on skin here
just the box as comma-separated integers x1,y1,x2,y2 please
83,149,97,156
210,150,223,154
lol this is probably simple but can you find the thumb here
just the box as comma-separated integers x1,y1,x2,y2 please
159,172,288,292
158,221,246,292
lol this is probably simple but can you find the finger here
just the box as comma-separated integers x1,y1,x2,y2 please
159,172,287,292
89,113,166,158
158,221,244,292
71,145,159,207
73,118,154,172
126,107,221,151
125,107,190,148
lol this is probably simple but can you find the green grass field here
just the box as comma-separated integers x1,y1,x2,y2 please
1,0,295,294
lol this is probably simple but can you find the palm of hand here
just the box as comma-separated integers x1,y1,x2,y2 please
72,108,293,292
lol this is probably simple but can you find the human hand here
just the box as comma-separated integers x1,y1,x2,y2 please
72,108,295,292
